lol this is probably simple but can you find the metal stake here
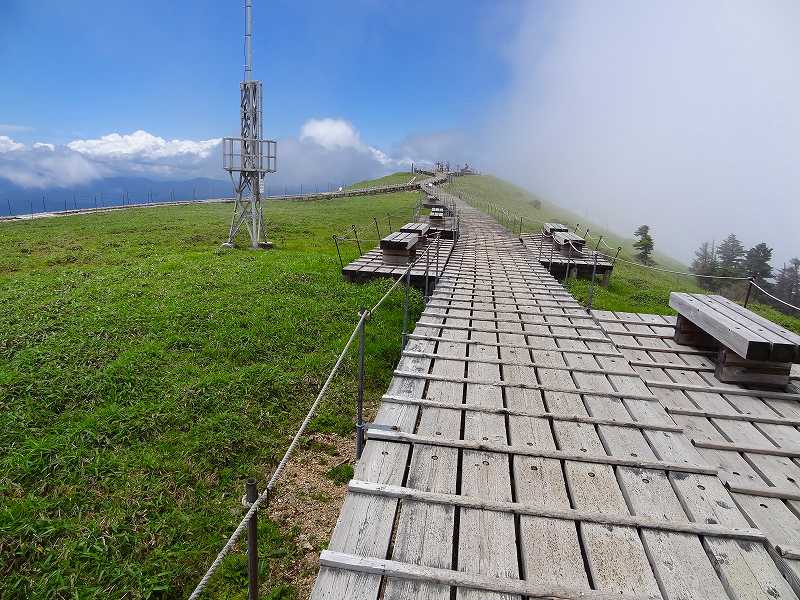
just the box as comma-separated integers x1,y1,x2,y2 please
373,217,381,240
744,277,754,308
612,247,622,267
246,478,259,600
387,214,392,231
333,236,343,269
352,225,362,255
424,243,430,302
588,252,598,310
356,309,367,459
435,234,440,288
548,242,554,275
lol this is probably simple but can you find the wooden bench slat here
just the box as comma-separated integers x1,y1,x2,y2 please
669,292,772,361
692,294,797,362
710,294,800,361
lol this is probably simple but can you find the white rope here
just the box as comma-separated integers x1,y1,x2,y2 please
558,238,749,281
187,312,367,599
751,281,800,312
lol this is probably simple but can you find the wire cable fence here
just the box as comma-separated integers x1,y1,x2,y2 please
187,235,443,600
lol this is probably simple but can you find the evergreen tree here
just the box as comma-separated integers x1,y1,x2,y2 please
742,243,773,287
774,259,800,314
690,241,718,290
716,233,746,278
633,225,655,265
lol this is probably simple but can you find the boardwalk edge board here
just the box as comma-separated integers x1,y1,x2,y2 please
318,551,660,600
367,429,718,475
380,394,684,432
347,480,766,541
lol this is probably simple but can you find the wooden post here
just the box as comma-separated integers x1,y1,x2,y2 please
333,236,343,269
356,309,366,459
744,277,754,308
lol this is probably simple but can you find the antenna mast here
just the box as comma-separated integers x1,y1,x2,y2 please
222,0,277,249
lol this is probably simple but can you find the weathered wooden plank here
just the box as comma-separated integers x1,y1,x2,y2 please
319,551,658,600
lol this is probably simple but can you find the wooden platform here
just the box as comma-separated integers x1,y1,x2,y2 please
342,238,454,289
313,191,799,599
594,308,800,595
520,232,613,280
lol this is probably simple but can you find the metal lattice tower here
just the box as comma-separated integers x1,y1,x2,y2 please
222,0,277,249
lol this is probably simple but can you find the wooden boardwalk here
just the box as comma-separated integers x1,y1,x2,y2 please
520,232,613,280
341,239,454,286
311,190,799,599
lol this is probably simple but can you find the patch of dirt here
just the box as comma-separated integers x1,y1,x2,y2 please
267,432,355,599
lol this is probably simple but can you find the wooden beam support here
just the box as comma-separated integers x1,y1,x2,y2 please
348,480,765,541
367,429,717,476
381,395,683,433
666,406,800,427
415,321,613,343
393,370,658,402
644,379,800,401
405,333,625,357
401,350,637,377
318,550,658,600
692,439,800,459
724,480,800,501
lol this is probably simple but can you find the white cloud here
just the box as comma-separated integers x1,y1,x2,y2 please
0,121,426,191
0,148,103,188
0,136,25,153
67,130,220,160
300,118,363,150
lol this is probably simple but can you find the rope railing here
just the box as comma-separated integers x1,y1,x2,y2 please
188,228,445,599
751,281,800,313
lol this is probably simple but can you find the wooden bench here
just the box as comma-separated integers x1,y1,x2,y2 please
422,195,441,208
400,222,430,240
543,222,569,235
380,232,419,266
552,231,586,257
669,292,800,386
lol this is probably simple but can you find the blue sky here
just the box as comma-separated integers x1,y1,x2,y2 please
0,0,526,147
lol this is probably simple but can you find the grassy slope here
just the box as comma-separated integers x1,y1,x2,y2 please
445,175,800,333
346,171,420,189
0,186,423,598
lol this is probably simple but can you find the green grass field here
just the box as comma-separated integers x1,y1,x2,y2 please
445,175,800,333
0,178,423,599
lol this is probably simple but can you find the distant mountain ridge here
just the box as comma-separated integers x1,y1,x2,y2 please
0,176,233,216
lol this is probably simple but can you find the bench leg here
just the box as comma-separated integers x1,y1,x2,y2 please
673,314,719,348
715,347,791,388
